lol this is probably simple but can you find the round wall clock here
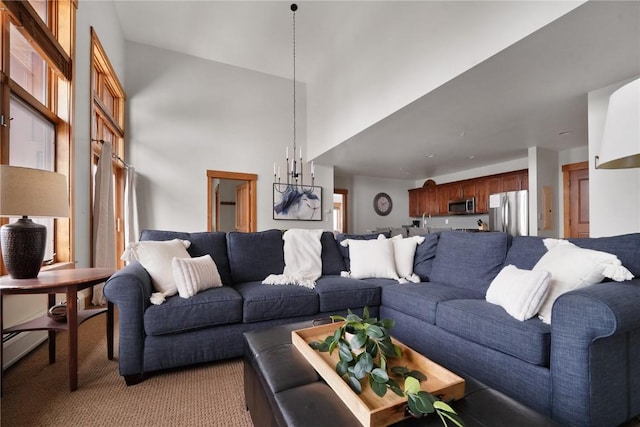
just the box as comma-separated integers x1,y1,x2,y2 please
373,192,393,216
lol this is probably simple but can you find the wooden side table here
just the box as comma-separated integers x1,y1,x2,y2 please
0,268,115,393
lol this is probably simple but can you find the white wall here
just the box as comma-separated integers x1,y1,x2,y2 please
528,147,559,237
588,77,640,237
125,42,334,233
349,175,414,233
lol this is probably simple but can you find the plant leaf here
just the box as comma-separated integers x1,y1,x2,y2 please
331,315,346,322
346,373,362,394
378,337,399,357
408,370,427,382
370,367,389,383
387,378,404,397
336,359,349,377
346,313,362,323
365,324,385,339
433,400,457,414
350,330,368,349
404,376,421,395
357,352,373,373
380,318,395,330
369,375,387,397
391,366,410,376
407,395,421,417
338,342,353,362
362,306,370,320
410,392,435,415
354,354,372,380
436,406,464,427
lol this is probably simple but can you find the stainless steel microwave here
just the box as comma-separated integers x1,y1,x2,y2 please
448,198,475,214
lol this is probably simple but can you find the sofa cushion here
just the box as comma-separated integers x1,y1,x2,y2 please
128,238,192,296
485,265,551,321
314,276,381,312
144,286,243,336
436,299,551,367
336,231,390,270
413,233,439,281
235,281,318,323
381,282,484,324
344,237,399,280
430,231,509,293
320,232,346,275
227,229,285,284
140,229,233,285
172,254,223,299
534,239,633,324
569,233,640,277
504,236,548,270
505,233,640,278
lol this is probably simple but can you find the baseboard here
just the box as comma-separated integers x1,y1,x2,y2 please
2,330,48,370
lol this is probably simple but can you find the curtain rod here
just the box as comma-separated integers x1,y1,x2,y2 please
91,139,131,169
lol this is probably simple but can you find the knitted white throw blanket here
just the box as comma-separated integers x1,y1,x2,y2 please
262,229,324,289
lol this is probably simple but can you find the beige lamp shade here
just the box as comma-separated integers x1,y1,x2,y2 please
596,78,640,169
0,165,69,218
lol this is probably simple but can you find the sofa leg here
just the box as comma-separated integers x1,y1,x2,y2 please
124,373,145,386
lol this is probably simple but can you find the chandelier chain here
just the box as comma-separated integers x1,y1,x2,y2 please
292,6,296,152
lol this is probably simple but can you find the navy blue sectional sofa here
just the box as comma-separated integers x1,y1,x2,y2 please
103,228,640,427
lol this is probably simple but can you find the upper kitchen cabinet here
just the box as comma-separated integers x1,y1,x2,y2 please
409,169,528,216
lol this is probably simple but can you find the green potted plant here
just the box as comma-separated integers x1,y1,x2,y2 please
310,307,463,427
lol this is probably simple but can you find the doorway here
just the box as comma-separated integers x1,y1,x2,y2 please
333,188,349,233
562,161,589,238
207,170,257,232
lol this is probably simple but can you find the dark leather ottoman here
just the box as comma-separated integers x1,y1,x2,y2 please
243,321,559,427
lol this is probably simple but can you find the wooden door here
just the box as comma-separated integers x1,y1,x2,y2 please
235,182,250,232
563,162,589,238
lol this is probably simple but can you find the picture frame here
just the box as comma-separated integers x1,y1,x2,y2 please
273,183,322,221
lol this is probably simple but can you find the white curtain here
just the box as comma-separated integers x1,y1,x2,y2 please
92,141,116,306
124,166,139,248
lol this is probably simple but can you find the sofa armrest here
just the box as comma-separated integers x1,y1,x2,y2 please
550,279,640,427
103,261,153,378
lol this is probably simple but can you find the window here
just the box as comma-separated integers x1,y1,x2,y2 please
0,0,76,274
90,28,126,269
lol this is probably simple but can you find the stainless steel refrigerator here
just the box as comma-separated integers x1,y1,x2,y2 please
488,190,529,236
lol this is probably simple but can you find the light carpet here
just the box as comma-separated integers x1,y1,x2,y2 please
1,313,253,427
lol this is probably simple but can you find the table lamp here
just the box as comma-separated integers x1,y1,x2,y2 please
0,165,69,279
596,78,640,169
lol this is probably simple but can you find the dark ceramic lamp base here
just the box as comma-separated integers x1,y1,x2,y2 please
0,217,46,279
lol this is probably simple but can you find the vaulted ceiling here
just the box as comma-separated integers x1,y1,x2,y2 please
113,1,640,180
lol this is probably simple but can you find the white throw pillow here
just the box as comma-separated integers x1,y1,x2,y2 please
121,239,191,296
392,235,426,281
172,255,223,298
534,238,633,324
346,238,399,280
486,265,551,321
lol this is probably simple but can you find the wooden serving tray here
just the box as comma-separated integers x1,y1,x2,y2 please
292,322,465,427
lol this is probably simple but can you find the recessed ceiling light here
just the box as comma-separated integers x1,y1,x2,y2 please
467,155,475,160
425,154,435,158
558,131,572,136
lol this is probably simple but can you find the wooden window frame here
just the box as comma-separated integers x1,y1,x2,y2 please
89,27,126,269
0,0,76,275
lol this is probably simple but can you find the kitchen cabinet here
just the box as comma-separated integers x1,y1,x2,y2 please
408,169,528,217
425,187,438,215
408,188,422,217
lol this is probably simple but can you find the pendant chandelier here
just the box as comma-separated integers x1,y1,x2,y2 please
273,3,314,188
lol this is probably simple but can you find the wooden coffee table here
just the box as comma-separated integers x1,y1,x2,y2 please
0,268,115,393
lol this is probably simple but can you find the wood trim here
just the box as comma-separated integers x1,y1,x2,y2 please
1,0,72,80
335,188,349,233
562,161,588,238
207,170,258,232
